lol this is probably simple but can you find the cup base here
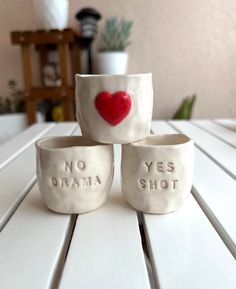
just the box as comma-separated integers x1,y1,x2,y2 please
124,194,190,215
42,197,108,214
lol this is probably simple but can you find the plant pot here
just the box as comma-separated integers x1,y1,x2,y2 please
97,52,128,74
33,0,69,30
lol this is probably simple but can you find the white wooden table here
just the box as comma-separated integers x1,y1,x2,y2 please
0,120,236,289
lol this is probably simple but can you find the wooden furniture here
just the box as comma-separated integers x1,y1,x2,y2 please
0,120,236,289
11,29,84,124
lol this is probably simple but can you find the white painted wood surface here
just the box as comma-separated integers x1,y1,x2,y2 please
152,121,236,258
170,120,236,179
0,120,235,289
214,119,236,132
149,121,236,288
192,148,236,258
153,121,236,256
193,120,236,147
144,195,236,289
0,184,73,289
165,120,236,258
0,123,78,289
0,123,54,170
0,123,77,231
151,120,176,134
58,145,151,289
0,112,44,145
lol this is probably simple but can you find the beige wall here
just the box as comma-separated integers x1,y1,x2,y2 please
0,0,236,119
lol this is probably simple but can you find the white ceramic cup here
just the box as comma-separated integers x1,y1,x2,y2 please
75,73,153,144
121,134,194,214
36,136,114,214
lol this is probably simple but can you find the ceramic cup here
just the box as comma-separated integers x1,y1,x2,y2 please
75,73,153,144
36,136,114,214
121,134,194,214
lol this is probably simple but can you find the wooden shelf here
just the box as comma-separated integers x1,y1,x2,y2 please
11,29,84,124
28,87,75,100
11,29,76,45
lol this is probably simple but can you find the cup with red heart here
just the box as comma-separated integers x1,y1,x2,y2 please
75,73,153,144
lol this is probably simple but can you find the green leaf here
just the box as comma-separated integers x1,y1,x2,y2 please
172,94,196,119
99,17,133,51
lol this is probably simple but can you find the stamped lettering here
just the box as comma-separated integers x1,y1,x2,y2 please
144,161,175,173
50,160,101,189
65,160,86,173
50,176,101,188
139,160,178,191
139,179,178,191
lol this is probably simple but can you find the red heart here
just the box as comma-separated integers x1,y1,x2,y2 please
95,91,132,126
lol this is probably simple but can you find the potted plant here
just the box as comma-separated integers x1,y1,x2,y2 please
97,17,133,74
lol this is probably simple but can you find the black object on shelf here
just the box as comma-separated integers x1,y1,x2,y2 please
76,8,101,37
75,8,102,73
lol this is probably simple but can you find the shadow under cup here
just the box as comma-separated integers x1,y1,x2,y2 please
36,136,114,214
121,134,194,214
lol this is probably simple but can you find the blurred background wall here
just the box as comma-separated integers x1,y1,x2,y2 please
0,0,236,119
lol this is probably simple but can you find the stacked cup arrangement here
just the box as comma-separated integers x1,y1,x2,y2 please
36,73,194,214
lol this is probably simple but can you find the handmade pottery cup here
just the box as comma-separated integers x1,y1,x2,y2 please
75,73,153,144
36,136,114,214
121,134,194,214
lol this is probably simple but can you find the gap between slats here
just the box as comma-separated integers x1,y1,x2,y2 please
0,124,81,289
54,197,157,289
213,119,236,133
0,123,55,171
35,124,81,289
50,215,78,289
49,126,82,289
191,186,236,259
56,145,152,289
0,177,35,232
168,121,236,181
154,121,236,260
137,212,159,289
143,126,171,289
0,124,79,233
191,121,236,149
142,215,162,289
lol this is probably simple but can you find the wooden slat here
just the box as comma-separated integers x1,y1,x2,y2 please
0,184,73,289
153,121,236,256
192,120,236,148
169,120,236,179
192,148,236,257
58,145,151,289
0,123,54,170
214,119,236,132
0,123,80,289
0,123,77,231
144,195,236,289
146,121,236,288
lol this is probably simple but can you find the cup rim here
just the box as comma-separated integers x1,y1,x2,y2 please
127,134,193,148
75,73,152,78
36,136,112,151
